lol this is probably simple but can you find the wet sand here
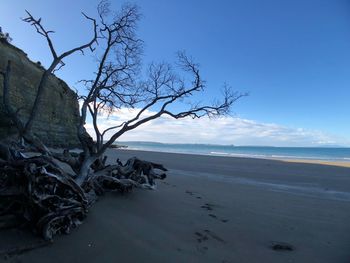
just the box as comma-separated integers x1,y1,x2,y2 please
1,149,350,263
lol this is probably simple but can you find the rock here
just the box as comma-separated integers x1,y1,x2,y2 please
0,40,80,146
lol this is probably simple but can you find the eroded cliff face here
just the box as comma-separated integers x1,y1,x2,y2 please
0,40,80,146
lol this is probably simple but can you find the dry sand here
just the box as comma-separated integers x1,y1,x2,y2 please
1,149,350,263
281,158,350,168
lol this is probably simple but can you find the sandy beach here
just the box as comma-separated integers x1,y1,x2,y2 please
1,149,350,263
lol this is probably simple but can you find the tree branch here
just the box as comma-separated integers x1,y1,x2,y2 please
23,10,98,134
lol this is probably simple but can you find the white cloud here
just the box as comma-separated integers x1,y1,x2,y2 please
84,107,350,147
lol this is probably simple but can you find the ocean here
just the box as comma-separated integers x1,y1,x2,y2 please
116,141,350,162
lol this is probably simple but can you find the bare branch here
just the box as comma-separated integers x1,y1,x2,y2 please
52,60,65,74
93,48,246,156
23,10,58,59
18,1,246,179
24,10,98,134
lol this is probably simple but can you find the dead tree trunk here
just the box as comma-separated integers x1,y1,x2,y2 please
0,143,167,241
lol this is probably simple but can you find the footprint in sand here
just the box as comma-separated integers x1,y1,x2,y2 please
185,190,195,196
186,193,230,223
201,203,214,211
194,231,210,254
196,245,208,254
194,229,226,253
195,231,209,243
270,241,295,251
208,213,217,219
209,214,229,223
200,203,229,223
203,229,226,244
185,190,202,199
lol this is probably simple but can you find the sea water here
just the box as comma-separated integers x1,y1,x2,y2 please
116,141,350,162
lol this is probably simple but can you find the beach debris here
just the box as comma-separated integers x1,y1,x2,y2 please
270,241,295,251
0,154,88,240
0,144,167,241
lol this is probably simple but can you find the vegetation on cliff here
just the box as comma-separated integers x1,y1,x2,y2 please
0,40,80,146
0,27,12,43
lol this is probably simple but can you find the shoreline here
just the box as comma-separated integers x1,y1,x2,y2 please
120,147,350,168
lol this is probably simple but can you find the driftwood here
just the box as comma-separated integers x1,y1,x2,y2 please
0,145,167,241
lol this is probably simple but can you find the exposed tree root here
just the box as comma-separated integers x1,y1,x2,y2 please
0,146,167,241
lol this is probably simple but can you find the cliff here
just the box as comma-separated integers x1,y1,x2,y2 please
0,40,80,146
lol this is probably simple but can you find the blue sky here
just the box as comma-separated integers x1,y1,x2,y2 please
1,0,350,146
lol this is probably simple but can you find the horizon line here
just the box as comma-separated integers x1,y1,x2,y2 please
112,140,350,148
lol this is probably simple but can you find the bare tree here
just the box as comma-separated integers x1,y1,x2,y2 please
0,1,246,241
75,1,246,178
